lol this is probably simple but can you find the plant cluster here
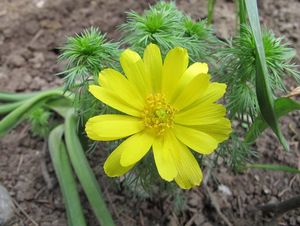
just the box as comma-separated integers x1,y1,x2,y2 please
59,28,120,123
120,1,219,62
1,1,300,225
218,25,299,123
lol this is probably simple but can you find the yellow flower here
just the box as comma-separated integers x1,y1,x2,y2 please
85,44,231,189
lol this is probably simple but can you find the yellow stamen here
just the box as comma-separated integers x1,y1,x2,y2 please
142,93,177,135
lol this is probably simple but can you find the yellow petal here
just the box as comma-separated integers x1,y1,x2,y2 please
184,82,227,111
98,68,144,107
174,103,226,126
167,133,202,189
194,118,232,142
152,135,177,181
120,49,151,96
104,141,135,177
120,130,154,166
198,82,227,104
161,47,188,100
172,73,210,110
89,85,141,117
85,114,144,141
173,124,218,155
179,62,209,88
143,43,162,92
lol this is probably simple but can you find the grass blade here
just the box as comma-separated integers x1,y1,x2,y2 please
0,89,63,137
245,0,289,151
64,110,115,226
245,97,300,143
247,163,300,174
48,125,87,226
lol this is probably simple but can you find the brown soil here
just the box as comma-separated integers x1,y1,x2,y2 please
0,0,299,226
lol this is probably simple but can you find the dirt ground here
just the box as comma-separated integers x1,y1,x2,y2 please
0,0,299,226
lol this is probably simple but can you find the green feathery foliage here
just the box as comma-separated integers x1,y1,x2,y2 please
183,17,212,40
59,27,120,90
218,25,299,122
58,27,120,123
27,108,52,138
182,16,220,62
120,2,183,51
218,133,257,172
227,82,258,122
120,1,219,62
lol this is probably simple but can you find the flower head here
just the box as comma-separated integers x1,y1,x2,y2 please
85,43,231,189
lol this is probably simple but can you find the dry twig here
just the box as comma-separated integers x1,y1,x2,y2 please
205,186,234,226
12,199,38,226
202,154,234,226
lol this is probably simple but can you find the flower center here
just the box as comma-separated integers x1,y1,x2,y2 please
142,93,177,136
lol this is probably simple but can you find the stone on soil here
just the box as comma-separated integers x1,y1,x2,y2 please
0,184,14,226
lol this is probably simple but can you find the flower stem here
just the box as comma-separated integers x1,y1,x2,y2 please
239,0,247,31
0,101,24,114
65,110,115,226
207,0,216,25
48,124,87,226
0,89,64,137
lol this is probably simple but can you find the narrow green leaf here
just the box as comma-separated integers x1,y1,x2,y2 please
48,125,87,226
0,101,24,115
247,163,300,174
245,0,289,151
0,90,63,137
0,87,62,102
0,92,37,102
239,0,246,27
207,0,216,25
64,110,115,226
46,97,73,118
245,97,300,143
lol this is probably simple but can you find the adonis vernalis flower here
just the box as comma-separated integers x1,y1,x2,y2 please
85,43,231,189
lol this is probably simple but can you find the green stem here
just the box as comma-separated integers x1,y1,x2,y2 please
207,0,217,25
0,101,24,115
239,0,247,31
48,125,87,226
0,87,63,102
247,163,300,174
64,110,115,226
0,92,37,102
46,97,74,118
0,89,64,137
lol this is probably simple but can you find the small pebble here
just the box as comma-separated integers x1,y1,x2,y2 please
262,185,271,195
218,184,232,196
0,184,14,225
